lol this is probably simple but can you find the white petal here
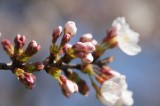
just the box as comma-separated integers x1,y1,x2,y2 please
121,90,134,106
100,75,127,105
112,17,142,55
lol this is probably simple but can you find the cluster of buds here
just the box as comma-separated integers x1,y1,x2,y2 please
0,17,141,106
14,68,36,89
1,34,43,89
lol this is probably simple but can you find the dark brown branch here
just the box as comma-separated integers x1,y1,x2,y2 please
0,63,12,70
0,56,112,71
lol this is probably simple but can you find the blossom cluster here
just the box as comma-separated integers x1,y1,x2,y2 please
0,17,141,106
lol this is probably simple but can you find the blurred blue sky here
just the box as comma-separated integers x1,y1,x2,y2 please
0,0,160,106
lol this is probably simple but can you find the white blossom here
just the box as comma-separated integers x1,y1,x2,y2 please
98,71,134,106
112,17,141,56
114,90,134,106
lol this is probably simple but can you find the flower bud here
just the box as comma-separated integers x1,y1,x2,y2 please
98,66,112,76
14,68,36,90
102,24,120,49
52,26,62,43
72,42,86,51
1,39,14,56
77,80,90,96
62,43,72,53
59,75,78,97
74,51,86,58
67,72,90,96
83,42,95,53
95,75,105,84
81,53,94,63
25,40,40,56
14,34,26,49
79,33,92,42
73,42,95,53
19,72,36,90
64,21,77,37
60,34,71,47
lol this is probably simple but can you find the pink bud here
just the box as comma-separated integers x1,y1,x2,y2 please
64,21,77,37
64,80,78,93
35,62,44,71
59,75,78,97
1,39,14,56
19,72,36,90
72,42,86,51
98,67,112,76
25,40,40,56
74,51,87,58
83,42,95,53
52,26,62,43
103,24,120,43
73,42,95,53
63,43,72,53
14,34,26,49
60,34,71,47
81,53,94,63
79,33,93,42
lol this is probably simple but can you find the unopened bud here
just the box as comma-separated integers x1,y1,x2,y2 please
60,34,71,47
59,75,78,97
14,34,26,49
19,72,36,90
95,76,105,84
67,72,90,96
14,68,36,90
1,39,14,56
81,53,94,63
14,34,26,56
74,51,86,58
64,21,77,37
25,40,40,56
72,42,86,51
103,25,120,49
52,26,62,43
77,80,90,96
98,66,112,76
73,42,95,53
62,43,72,53
83,42,95,53
79,33,92,42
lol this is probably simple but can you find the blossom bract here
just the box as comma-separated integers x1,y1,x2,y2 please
112,17,141,56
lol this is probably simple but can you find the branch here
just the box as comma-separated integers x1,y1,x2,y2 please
0,63,12,70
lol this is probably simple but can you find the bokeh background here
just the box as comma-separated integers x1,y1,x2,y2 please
0,0,160,106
